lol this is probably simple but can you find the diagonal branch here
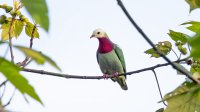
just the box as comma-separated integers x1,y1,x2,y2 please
22,58,187,80
116,0,200,84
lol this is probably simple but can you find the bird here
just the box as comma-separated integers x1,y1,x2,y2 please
90,28,128,90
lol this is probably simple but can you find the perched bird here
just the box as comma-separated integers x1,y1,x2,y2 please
90,28,128,90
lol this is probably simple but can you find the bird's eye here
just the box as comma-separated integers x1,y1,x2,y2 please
97,32,100,34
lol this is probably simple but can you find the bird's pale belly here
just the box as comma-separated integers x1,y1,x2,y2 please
98,50,124,75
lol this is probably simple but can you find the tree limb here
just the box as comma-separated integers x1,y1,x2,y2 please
116,0,200,84
22,58,187,80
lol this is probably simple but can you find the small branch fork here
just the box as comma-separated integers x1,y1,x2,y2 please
116,0,200,84
22,58,187,80
17,23,37,67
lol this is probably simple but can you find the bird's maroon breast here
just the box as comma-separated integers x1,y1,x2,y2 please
98,38,113,53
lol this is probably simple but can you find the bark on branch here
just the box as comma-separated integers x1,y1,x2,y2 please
22,58,187,80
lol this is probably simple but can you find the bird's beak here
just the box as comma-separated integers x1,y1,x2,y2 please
90,35,95,39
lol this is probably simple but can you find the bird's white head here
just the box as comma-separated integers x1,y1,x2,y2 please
90,28,108,39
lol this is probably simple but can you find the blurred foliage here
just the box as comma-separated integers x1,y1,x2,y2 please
186,0,200,12
0,0,58,107
20,0,49,31
15,46,61,71
164,82,200,112
0,58,43,104
144,1,200,112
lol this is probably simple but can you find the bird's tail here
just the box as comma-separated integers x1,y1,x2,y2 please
117,76,128,90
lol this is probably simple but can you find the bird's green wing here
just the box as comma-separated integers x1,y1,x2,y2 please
113,44,126,73
96,51,99,64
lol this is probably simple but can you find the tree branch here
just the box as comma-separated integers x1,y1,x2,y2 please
171,48,179,59
8,18,15,63
22,58,187,79
17,23,37,67
3,89,16,107
0,80,7,100
152,69,167,106
0,81,7,88
116,0,200,84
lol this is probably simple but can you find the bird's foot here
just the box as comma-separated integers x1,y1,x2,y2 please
102,74,109,79
113,72,119,78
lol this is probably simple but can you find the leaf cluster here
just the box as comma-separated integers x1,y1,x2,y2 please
0,2,39,40
0,0,58,107
147,1,200,111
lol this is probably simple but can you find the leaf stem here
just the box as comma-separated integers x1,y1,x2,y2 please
171,48,179,59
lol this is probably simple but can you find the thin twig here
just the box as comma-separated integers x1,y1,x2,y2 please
3,88,16,107
152,69,167,106
17,24,37,67
116,0,200,84
8,18,15,63
0,83,6,100
187,43,191,53
3,45,9,58
178,53,182,61
29,23,37,49
171,48,179,59
0,80,8,88
22,58,187,79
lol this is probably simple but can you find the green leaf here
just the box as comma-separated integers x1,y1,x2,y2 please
188,33,200,58
174,63,191,75
0,57,43,104
190,58,200,73
164,82,194,101
168,30,189,44
145,48,160,58
13,20,24,38
164,82,200,112
177,44,188,55
25,22,39,38
186,0,200,12
193,72,200,80
42,55,61,71
1,20,24,40
181,21,200,33
1,22,14,41
21,0,49,31
145,41,172,58
15,46,61,71
15,46,45,64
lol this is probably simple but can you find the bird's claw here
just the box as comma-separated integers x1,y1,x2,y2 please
113,72,119,78
102,74,109,79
